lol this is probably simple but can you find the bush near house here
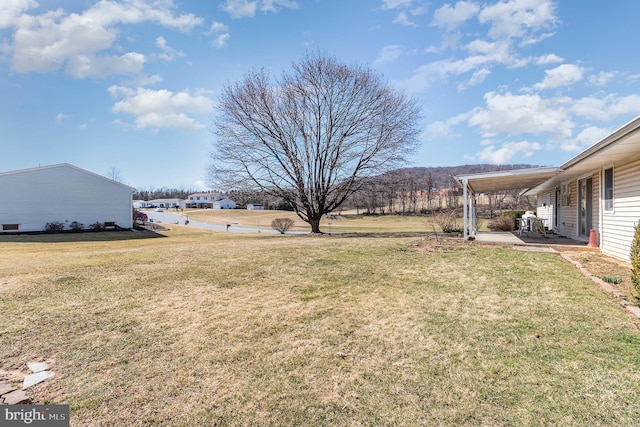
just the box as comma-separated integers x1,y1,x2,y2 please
43,221,65,232
631,220,640,300
488,215,516,231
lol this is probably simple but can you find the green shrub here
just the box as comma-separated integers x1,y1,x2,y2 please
631,220,640,299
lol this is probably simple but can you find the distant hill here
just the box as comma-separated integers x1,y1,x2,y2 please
380,164,538,190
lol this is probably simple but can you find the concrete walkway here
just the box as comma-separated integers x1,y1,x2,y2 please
474,231,596,251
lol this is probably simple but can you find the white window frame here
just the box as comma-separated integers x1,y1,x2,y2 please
560,182,571,207
603,166,614,213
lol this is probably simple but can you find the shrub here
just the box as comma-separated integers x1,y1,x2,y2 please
631,220,640,299
89,222,105,231
70,221,84,232
488,215,515,231
271,218,295,234
44,221,65,232
433,210,462,233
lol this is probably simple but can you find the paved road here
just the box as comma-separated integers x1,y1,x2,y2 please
145,210,308,234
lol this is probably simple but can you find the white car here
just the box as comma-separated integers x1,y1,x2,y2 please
154,207,164,212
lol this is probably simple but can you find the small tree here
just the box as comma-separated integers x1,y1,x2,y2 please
631,220,640,299
271,218,295,234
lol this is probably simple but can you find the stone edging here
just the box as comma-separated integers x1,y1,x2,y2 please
560,253,640,319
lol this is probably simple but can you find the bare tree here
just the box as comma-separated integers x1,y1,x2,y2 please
106,166,124,183
208,52,420,233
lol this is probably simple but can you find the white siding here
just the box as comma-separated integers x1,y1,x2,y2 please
536,192,552,229
601,158,640,262
0,164,133,232
555,180,579,238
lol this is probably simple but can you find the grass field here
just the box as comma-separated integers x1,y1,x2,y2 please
1,224,639,426
176,208,444,234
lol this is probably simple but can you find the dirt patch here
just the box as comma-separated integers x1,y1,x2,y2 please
409,233,472,253
559,250,634,299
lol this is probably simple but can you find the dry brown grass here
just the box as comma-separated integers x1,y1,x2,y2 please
1,227,640,425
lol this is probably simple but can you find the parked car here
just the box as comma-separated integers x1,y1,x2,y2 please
134,210,148,223
154,208,164,212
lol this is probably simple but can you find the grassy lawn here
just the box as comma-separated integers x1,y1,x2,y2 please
1,226,639,426
179,208,440,234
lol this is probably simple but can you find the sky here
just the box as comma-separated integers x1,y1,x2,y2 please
2,0,640,191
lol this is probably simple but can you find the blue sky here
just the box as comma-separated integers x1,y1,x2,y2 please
2,0,640,190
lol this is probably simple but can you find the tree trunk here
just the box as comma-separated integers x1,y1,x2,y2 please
308,216,322,233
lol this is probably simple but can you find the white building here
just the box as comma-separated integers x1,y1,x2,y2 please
187,192,235,209
247,203,264,210
212,198,236,209
0,163,134,233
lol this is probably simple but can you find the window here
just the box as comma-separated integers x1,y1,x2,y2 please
603,167,614,211
560,182,571,206
2,224,19,231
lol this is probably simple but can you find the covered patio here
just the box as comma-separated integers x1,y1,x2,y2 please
455,167,560,240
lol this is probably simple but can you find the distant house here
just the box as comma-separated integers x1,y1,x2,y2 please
247,203,264,210
212,197,236,209
456,115,640,262
0,163,134,232
140,198,181,208
186,192,235,209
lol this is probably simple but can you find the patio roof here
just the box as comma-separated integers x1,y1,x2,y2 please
524,116,640,195
454,166,560,194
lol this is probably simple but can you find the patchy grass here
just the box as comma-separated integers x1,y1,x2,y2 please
1,227,639,426
182,209,442,234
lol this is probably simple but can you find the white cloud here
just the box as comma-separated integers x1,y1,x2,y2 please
222,0,298,19
588,71,615,86
66,52,146,78
380,0,415,10
557,125,611,152
467,91,574,139
213,33,231,48
473,140,541,164
0,0,37,29
432,1,480,31
570,94,640,121
8,1,203,77
393,11,417,26
534,63,584,90
56,112,71,125
535,53,563,65
154,36,185,61
374,45,404,65
457,67,490,91
109,86,213,131
208,21,230,48
478,0,558,41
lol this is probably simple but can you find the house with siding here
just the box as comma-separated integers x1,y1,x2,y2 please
456,116,640,262
0,163,134,232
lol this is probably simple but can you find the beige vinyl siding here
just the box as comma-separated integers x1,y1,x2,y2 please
601,158,640,262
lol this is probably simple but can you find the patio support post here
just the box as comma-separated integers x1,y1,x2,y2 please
462,178,468,240
470,194,476,236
